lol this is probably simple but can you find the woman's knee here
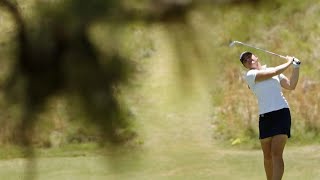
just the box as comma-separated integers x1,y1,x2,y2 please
264,156,272,162
263,151,272,161
271,150,284,159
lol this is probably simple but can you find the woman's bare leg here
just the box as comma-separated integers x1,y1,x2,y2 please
260,137,273,180
271,134,288,180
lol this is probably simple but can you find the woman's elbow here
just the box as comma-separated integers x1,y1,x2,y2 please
283,84,296,90
288,85,297,90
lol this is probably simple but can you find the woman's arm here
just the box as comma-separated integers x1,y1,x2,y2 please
280,66,300,90
255,56,293,82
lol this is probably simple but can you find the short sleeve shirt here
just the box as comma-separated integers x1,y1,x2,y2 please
245,67,289,114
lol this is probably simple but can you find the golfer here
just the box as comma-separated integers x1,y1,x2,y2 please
240,51,300,180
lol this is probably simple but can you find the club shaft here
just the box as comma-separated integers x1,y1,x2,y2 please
234,41,286,59
231,40,301,65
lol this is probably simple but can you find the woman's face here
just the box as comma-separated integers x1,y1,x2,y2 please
243,54,260,69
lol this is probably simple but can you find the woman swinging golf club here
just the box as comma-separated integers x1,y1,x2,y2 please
240,51,300,180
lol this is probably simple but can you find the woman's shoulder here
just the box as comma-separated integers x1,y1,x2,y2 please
246,69,258,76
246,65,274,75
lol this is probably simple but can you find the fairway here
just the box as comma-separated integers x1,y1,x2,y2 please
0,145,319,180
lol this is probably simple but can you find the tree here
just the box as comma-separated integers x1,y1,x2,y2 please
0,0,264,179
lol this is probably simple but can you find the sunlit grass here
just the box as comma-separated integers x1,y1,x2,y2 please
1,144,320,180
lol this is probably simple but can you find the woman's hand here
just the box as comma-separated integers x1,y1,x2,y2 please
285,56,294,63
286,56,301,68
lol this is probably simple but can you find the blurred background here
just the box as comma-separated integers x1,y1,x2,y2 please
0,0,319,179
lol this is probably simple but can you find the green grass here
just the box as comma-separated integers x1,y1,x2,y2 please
0,143,100,159
0,144,319,180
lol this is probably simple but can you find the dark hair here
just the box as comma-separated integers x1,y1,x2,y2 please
239,51,252,64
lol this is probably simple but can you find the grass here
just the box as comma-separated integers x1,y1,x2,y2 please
0,143,100,159
0,143,320,180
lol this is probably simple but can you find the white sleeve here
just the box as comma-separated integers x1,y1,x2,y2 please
245,70,257,88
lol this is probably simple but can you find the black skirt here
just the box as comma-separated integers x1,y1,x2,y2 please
259,108,291,139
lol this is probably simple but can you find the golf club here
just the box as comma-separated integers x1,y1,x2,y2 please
229,40,300,64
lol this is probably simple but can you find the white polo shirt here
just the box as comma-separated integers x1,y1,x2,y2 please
245,67,289,115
